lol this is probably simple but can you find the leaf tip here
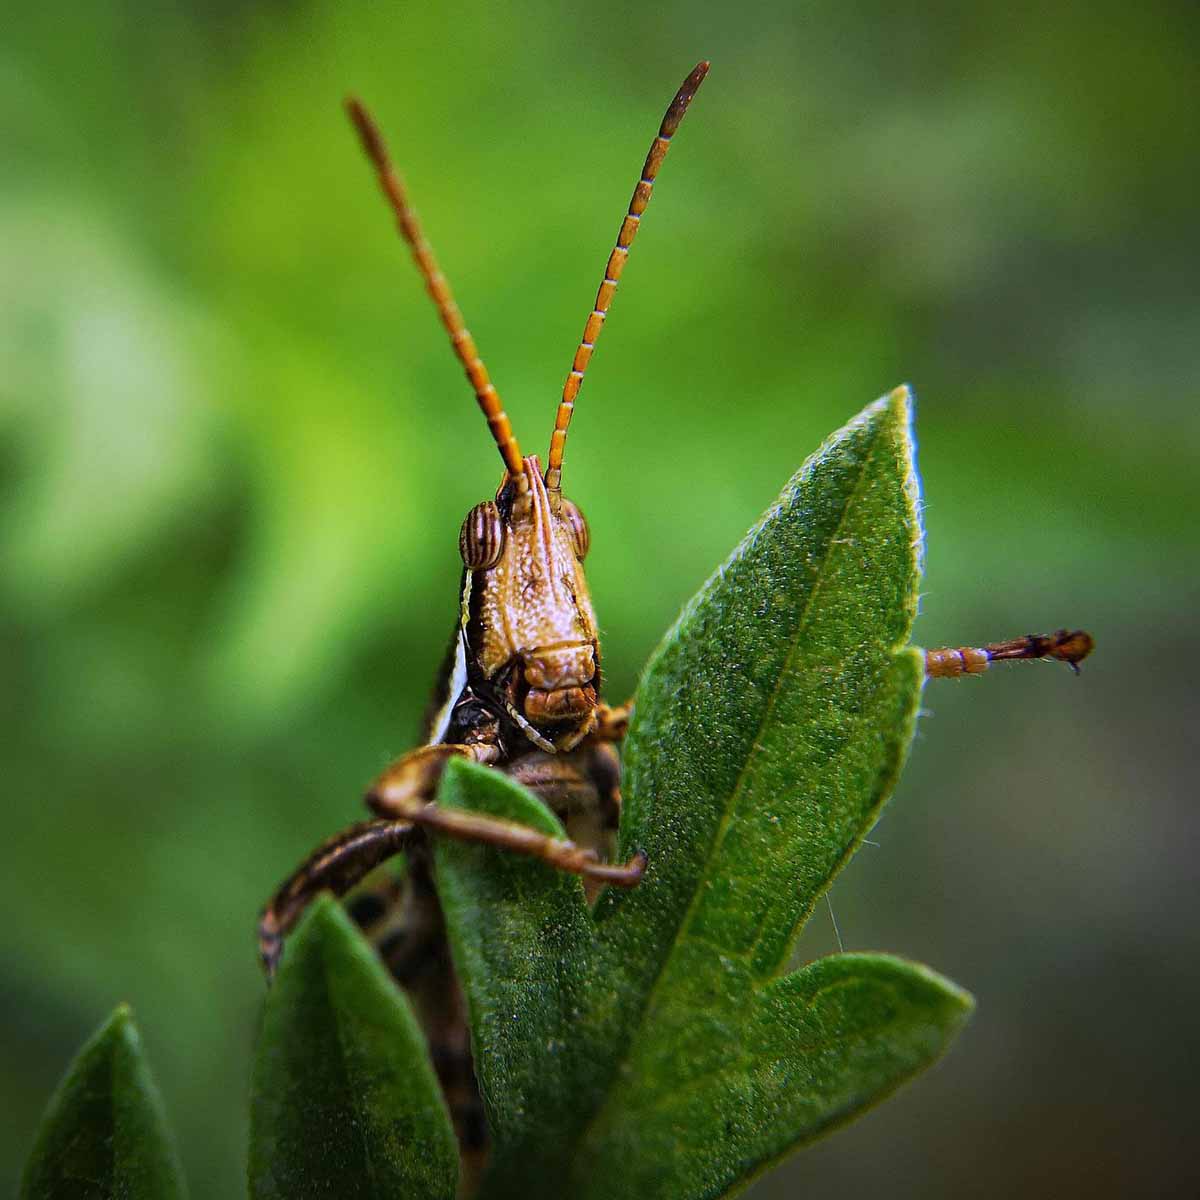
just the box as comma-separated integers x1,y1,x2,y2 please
441,752,473,786
305,890,342,924
89,1002,140,1060
109,1000,135,1029
291,890,360,959
884,383,918,461
935,972,976,1024
437,752,565,837
881,383,924,588
901,959,976,1045
887,381,914,413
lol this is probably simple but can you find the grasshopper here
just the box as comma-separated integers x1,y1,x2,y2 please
257,60,1093,1166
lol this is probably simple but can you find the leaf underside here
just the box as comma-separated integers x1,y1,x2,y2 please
432,388,973,1200
20,1005,186,1200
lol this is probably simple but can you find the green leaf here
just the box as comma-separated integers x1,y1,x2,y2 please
20,1004,187,1200
249,896,458,1200
579,955,972,1199
435,388,972,1200
433,760,595,1181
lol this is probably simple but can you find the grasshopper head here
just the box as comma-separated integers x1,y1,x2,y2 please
349,64,709,750
458,455,598,751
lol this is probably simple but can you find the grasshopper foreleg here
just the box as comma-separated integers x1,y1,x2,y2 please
260,739,645,976
592,699,633,742
367,743,646,888
256,743,499,976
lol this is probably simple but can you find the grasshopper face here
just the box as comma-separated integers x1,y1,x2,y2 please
458,455,598,753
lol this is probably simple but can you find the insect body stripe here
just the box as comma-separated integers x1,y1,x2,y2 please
428,629,469,746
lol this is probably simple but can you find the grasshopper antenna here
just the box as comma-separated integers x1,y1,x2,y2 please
544,61,709,491
346,97,528,493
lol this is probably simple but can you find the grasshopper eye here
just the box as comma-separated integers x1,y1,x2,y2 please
459,501,505,569
561,499,590,560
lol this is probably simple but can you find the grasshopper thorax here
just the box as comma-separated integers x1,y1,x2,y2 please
459,455,599,752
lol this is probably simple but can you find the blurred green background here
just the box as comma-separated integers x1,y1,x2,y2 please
3,2,1197,1196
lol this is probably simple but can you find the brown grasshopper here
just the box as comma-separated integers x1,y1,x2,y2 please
257,60,1093,1165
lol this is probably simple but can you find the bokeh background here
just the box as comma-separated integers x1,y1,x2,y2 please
3,2,1197,1196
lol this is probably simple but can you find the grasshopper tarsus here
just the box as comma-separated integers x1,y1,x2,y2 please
583,848,648,888
925,628,1095,679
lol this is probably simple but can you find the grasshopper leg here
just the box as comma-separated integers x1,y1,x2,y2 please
256,743,499,975
925,629,1094,678
367,743,647,888
592,699,632,742
260,739,645,975
258,818,418,976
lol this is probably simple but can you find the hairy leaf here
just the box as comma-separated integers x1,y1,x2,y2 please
249,896,458,1200
20,1004,186,1200
434,762,595,1185
436,389,971,1200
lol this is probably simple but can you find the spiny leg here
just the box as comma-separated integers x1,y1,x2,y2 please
367,744,646,887
925,629,1095,679
258,818,419,976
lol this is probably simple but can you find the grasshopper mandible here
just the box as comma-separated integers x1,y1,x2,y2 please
257,59,1093,1161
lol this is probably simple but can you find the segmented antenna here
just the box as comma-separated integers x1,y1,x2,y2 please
346,98,528,491
545,61,710,491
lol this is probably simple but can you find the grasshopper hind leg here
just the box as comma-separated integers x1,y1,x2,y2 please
257,818,419,975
